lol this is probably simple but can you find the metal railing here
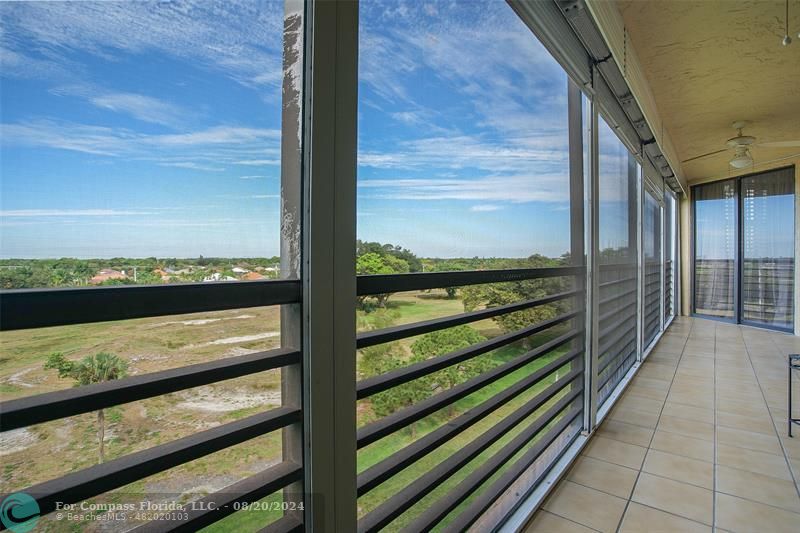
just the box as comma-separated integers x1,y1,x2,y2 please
644,261,662,347
596,263,637,406
1,260,678,531
354,266,585,531
0,280,303,532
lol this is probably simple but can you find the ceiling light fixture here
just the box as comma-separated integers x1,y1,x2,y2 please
783,0,792,45
730,147,753,169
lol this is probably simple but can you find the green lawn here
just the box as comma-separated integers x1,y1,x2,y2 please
0,290,574,531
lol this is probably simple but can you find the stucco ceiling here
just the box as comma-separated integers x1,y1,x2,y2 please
616,0,800,182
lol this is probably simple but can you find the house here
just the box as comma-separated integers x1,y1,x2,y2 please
241,271,266,281
202,272,237,282
231,267,250,274
88,269,127,285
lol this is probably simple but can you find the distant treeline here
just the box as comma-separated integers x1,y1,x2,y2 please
1,242,633,290
0,256,280,289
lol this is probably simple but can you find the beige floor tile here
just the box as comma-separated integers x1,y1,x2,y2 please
632,376,671,392
542,481,627,533
609,406,660,429
596,419,654,448
616,394,665,415
625,384,668,401
715,465,800,513
666,391,714,410
650,430,714,462
657,415,714,441
716,443,794,481
715,492,800,533
674,365,710,379
661,402,714,424
716,426,783,456
679,357,714,370
631,472,713,525
716,411,777,435
642,449,713,489
582,435,648,470
778,433,800,459
618,502,711,533
567,456,638,499
524,511,597,533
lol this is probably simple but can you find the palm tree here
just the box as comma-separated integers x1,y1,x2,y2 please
44,352,128,463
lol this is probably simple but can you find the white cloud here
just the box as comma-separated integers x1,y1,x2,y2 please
0,1,284,93
234,159,280,166
358,174,570,203
239,175,270,180
90,92,184,127
160,162,225,172
0,120,281,167
1,209,155,217
470,204,503,212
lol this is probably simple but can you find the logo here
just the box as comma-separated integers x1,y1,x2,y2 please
0,492,40,533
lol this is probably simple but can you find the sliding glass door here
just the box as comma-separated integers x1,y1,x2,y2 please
741,168,795,329
693,179,737,319
692,166,795,331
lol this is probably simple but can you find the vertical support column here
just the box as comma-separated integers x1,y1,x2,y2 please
675,192,682,318
280,0,304,522
660,194,666,334
583,89,599,433
302,0,359,530
278,0,360,527
636,161,645,360
567,80,587,427
627,154,640,358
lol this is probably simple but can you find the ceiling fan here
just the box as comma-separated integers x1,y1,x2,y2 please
681,121,800,169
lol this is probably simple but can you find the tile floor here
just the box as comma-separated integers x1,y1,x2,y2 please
525,316,800,533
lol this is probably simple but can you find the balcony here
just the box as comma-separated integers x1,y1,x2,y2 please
1,0,798,532
527,317,800,532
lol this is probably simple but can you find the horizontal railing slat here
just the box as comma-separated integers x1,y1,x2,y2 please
598,276,636,290
357,289,580,349
0,347,300,432
598,287,637,308
357,310,580,400
411,403,582,532
132,462,303,532
599,347,636,391
357,333,582,448
358,374,582,532
356,266,584,296
357,349,583,496
7,407,300,520
441,407,583,532
0,279,301,331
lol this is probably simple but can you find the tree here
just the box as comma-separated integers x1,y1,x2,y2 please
410,326,492,416
44,352,129,463
356,252,410,309
357,240,422,272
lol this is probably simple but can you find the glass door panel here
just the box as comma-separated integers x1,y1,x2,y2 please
741,168,795,329
693,179,736,319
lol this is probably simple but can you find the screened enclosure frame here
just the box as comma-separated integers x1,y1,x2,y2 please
690,165,796,333
0,1,685,531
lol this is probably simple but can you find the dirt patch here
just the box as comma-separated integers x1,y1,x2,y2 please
176,388,281,412
185,332,279,349
0,428,38,455
2,368,37,388
151,314,255,327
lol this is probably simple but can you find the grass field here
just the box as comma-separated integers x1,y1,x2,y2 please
0,290,574,531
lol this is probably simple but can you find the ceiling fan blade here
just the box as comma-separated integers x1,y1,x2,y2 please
756,140,800,148
681,149,727,163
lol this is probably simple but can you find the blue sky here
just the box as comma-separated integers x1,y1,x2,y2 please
1,0,605,259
